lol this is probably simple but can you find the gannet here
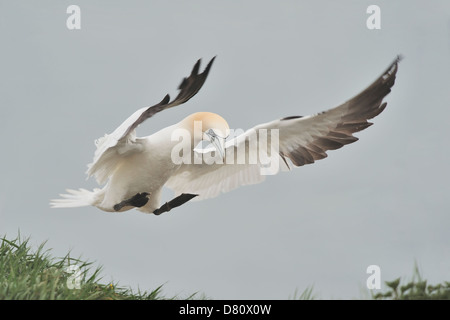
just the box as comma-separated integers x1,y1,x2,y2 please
51,56,401,215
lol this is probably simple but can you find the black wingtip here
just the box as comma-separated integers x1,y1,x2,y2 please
160,94,170,105
381,55,402,80
281,115,303,121
178,56,216,90
177,77,187,90
203,56,216,76
191,59,202,76
208,55,217,67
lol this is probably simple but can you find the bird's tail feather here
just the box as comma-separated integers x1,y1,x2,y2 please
50,188,100,208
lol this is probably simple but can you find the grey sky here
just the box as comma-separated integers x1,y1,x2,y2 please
1,1,449,299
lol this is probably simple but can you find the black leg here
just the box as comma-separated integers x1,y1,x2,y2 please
113,192,150,211
153,193,198,215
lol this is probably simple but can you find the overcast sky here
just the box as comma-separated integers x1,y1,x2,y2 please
1,0,449,299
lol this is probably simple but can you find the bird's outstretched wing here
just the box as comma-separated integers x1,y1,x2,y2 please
166,56,401,200
87,57,216,184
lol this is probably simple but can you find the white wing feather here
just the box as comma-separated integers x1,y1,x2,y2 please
85,57,216,184
165,56,400,200
86,108,147,184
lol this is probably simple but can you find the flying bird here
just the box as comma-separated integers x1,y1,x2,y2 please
51,56,401,215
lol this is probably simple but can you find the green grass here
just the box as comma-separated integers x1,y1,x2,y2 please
1,234,449,300
372,264,450,300
289,285,316,300
0,235,173,300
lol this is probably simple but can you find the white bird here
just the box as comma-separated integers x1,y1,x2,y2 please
51,56,401,215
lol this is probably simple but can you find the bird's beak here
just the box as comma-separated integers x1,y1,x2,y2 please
205,131,226,160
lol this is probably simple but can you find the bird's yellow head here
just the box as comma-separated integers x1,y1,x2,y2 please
181,112,230,159
182,112,230,138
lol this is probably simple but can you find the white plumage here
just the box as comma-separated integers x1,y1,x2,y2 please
51,56,400,215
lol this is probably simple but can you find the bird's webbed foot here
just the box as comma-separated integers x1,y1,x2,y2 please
113,192,150,211
153,193,198,215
